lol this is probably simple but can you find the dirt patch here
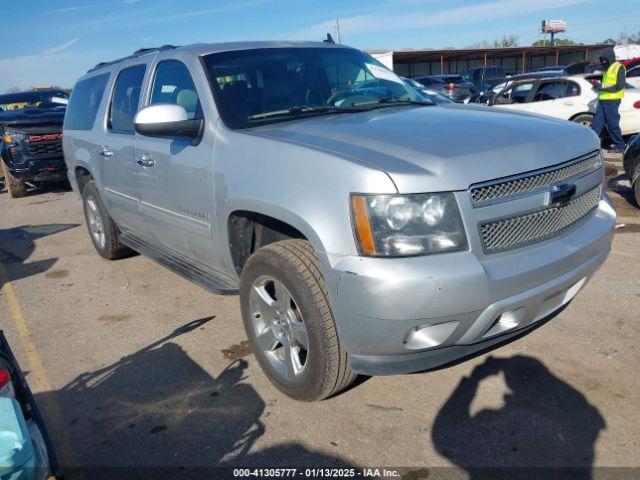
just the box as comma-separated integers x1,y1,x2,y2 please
45,269,69,279
98,314,132,323
222,340,252,361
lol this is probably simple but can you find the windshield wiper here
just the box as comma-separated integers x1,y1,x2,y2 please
352,98,435,108
247,105,361,121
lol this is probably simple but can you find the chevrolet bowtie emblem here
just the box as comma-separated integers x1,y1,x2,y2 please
548,182,577,207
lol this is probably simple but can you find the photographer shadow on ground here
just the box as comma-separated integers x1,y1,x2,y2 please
37,317,352,479
432,355,605,480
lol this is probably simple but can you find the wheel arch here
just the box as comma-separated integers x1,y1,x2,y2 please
74,166,94,194
225,201,329,276
569,111,594,122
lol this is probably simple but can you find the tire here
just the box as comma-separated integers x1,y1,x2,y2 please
1,162,27,198
572,114,594,129
240,239,356,401
634,178,640,208
81,181,132,260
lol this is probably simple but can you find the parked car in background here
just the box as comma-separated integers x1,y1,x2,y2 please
64,41,614,401
402,77,455,104
468,70,566,104
489,74,640,135
460,66,506,92
413,74,474,102
627,65,640,89
0,331,57,479
0,89,69,198
623,135,640,206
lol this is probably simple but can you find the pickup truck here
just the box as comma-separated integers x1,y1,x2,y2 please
0,89,69,198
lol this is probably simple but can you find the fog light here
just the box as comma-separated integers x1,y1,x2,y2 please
404,321,459,350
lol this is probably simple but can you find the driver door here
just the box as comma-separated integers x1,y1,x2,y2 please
136,58,216,265
492,82,535,111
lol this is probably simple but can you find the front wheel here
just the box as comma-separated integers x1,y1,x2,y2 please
240,240,356,401
634,177,640,208
572,113,594,129
1,162,27,198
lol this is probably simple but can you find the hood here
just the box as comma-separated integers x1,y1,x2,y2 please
248,104,599,193
599,47,616,65
0,107,65,129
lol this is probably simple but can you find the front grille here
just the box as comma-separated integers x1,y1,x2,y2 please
470,152,601,206
25,139,63,158
480,186,601,254
9,147,22,164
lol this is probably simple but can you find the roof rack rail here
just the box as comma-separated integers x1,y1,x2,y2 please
87,45,179,73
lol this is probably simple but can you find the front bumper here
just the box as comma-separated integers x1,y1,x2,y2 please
324,198,615,375
10,156,68,182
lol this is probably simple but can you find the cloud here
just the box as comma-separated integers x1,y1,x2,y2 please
126,0,273,26
0,39,101,91
48,0,140,14
295,0,590,39
43,38,80,55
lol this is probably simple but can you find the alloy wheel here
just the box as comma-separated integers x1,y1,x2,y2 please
249,275,309,380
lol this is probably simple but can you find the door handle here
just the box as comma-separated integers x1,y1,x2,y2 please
563,101,575,106
136,154,155,168
98,146,113,158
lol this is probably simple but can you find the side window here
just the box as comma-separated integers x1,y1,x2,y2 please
567,81,581,97
496,82,533,104
628,67,640,78
150,60,202,119
533,81,568,102
64,73,110,131
109,64,146,134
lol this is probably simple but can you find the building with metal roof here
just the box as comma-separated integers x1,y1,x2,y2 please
372,44,610,77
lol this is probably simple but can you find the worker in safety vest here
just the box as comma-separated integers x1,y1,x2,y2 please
592,48,626,153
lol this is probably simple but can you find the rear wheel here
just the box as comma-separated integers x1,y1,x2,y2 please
82,181,132,260
634,177,640,208
1,162,27,198
240,240,356,401
572,113,594,129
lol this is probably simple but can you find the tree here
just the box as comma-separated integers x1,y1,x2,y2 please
616,31,640,44
468,40,492,49
532,38,581,47
494,35,518,48
468,35,518,49
4,86,23,93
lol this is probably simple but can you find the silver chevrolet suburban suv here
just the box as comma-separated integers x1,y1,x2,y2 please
63,42,615,401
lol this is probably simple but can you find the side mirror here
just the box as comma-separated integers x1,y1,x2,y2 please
134,104,203,139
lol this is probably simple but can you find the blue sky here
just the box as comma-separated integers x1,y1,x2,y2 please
1,0,638,90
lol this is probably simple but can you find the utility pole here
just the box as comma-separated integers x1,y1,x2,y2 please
335,18,342,44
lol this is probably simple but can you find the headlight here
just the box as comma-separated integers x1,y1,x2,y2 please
2,130,25,144
351,193,468,257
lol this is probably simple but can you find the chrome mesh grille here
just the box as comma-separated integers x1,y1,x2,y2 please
480,186,601,254
471,153,601,206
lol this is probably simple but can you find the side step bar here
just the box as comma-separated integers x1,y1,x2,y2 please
120,232,239,295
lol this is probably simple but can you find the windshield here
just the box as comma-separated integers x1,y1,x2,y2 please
0,91,69,112
202,47,424,129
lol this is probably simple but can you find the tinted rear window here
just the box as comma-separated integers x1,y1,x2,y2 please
109,65,146,134
64,73,110,131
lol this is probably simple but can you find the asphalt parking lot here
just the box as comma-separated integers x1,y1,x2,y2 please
0,168,639,479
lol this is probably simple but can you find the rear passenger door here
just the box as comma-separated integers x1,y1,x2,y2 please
100,64,147,232
136,58,215,264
